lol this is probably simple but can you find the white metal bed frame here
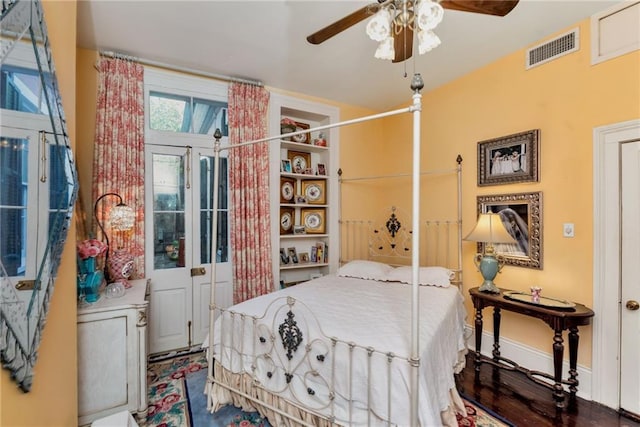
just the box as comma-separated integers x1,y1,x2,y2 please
206,74,463,426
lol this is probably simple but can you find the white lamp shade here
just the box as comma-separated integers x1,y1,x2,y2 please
464,212,516,244
375,37,395,60
417,0,444,31
110,204,135,231
366,8,392,42
418,30,441,54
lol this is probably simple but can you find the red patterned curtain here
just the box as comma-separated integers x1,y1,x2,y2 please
228,83,272,303
92,57,145,278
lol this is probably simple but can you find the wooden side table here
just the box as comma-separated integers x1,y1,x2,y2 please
469,287,594,408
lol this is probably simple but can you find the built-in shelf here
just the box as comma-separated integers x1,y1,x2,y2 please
280,262,329,271
280,234,329,240
281,140,329,153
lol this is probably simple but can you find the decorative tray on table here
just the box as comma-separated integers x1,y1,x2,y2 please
503,291,576,310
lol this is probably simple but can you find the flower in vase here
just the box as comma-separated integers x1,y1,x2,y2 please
77,238,108,260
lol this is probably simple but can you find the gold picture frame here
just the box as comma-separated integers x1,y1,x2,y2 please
478,129,540,186
301,208,326,234
477,191,543,269
287,151,311,174
301,180,326,205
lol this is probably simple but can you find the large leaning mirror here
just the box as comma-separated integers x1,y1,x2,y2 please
0,0,78,391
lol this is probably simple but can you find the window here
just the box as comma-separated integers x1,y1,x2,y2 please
149,91,228,136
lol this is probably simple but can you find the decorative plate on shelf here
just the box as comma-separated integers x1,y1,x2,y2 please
292,121,310,144
280,177,295,203
503,291,576,310
287,150,311,174
301,208,325,234
302,180,326,204
280,207,294,234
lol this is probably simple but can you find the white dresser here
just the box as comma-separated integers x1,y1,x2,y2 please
77,278,150,426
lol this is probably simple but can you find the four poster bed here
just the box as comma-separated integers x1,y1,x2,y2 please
204,75,468,426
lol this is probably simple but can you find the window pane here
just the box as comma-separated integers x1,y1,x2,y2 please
199,156,228,264
0,65,50,115
193,98,228,136
0,137,29,276
152,153,185,270
149,91,191,133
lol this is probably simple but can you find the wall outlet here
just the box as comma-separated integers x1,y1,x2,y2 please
563,223,575,238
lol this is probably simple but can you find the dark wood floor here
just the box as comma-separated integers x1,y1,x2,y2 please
455,353,640,427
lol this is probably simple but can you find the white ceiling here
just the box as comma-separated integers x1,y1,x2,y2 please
76,0,621,111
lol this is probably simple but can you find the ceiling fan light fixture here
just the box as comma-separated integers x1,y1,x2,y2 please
417,0,444,31
366,8,392,42
418,29,441,54
375,36,396,60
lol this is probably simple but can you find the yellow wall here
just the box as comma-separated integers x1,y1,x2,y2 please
341,18,640,365
1,1,78,425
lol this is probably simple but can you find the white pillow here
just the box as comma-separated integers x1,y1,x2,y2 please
384,266,453,287
337,260,394,281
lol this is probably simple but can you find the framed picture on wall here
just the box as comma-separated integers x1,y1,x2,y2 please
476,191,543,269
477,129,540,186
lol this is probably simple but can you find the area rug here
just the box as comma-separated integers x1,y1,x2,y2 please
148,351,513,427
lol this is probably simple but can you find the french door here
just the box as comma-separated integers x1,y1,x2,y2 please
145,144,232,354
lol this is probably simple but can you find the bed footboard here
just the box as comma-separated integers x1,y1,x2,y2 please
207,293,466,426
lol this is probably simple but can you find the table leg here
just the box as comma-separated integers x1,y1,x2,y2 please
552,329,565,408
568,326,579,395
474,305,483,373
492,307,501,360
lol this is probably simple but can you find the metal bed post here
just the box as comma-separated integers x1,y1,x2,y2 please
206,128,222,410
409,73,424,427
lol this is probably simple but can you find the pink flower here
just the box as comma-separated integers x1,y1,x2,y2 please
77,239,108,260
280,117,296,126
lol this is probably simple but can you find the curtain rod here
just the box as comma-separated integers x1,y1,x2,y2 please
99,50,263,87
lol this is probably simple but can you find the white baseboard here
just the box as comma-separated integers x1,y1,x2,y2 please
464,325,592,400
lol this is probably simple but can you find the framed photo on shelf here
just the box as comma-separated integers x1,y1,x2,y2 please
293,225,306,235
287,151,311,174
299,252,310,263
477,129,540,186
279,207,294,235
476,191,543,269
281,159,292,173
287,247,299,264
317,163,326,176
301,180,326,205
301,208,326,234
279,248,289,265
280,177,296,203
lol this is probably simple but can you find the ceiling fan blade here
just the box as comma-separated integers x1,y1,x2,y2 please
440,0,519,17
307,3,381,45
392,23,413,63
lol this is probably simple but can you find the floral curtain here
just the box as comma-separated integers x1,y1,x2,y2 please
92,57,145,278
228,83,272,303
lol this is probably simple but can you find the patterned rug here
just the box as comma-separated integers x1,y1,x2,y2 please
147,351,513,427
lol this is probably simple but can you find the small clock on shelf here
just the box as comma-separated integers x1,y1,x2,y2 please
280,207,294,235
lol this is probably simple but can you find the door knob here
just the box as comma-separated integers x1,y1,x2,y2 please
626,300,640,311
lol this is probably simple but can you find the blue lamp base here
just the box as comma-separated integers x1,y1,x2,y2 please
474,253,502,293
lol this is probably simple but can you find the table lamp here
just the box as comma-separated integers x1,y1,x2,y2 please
94,192,135,283
464,212,516,293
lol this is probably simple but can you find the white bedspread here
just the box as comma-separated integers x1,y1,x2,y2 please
208,275,468,426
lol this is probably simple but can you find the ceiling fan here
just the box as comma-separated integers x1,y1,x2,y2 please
307,0,519,63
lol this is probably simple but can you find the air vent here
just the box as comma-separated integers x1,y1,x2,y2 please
526,28,579,69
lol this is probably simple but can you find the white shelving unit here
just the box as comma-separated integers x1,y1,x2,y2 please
269,94,339,288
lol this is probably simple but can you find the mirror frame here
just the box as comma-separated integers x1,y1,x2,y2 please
0,0,79,391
